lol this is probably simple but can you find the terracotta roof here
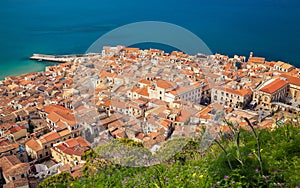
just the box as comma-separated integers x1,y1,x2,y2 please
275,61,294,70
25,138,42,152
260,78,288,94
0,122,14,130
137,87,149,97
123,47,139,51
135,132,145,140
3,178,29,188
52,137,90,157
58,129,71,137
0,140,18,153
159,119,172,129
9,125,26,134
0,155,20,171
248,57,265,64
149,132,159,138
103,100,112,107
45,105,76,126
5,163,30,176
138,78,151,85
281,74,300,87
156,80,174,89
99,70,118,78
39,131,60,143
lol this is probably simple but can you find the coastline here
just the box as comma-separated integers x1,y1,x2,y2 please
1,50,299,81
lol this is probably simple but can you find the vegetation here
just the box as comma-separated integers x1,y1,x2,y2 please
39,121,300,188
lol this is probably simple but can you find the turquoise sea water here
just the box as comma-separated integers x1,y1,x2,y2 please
0,0,300,79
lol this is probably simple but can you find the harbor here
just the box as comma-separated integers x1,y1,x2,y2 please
29,53,101,63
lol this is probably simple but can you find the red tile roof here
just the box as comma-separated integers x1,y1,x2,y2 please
25,138,43,152
260,78,288,94
156,80,174,89
281,74,300,87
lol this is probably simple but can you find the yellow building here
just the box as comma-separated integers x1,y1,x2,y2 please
51,136,91,167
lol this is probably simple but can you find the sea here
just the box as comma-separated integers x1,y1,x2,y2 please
0,0,300,80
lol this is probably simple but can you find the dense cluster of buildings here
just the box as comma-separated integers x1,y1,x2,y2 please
0,46,300,187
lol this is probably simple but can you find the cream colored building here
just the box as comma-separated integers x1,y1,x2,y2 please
282,74,300,100
253,78,288,109
148,79,176,101
211,87,252,108
274,61,294,72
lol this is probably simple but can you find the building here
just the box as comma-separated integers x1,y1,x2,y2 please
51,136,91,167
253,78,288,109
281,74,300,100
42,105,78,132
0,123,27,142
148,79,176,101
25,129,77,160
0,155,30,188
211,86,252,108
0,138,28,163
6,125,27,141
166,82,203,103
274,61,294,72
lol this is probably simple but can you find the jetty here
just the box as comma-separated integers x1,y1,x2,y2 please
30,53,101,63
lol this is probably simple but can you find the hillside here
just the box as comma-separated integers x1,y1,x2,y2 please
39,120,300,188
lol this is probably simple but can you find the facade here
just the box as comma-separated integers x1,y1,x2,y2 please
25,129,77,160
274,61,294,72
51,136,91,167
282,74,300,100
149,80,176,101
211,87,252,108
166,82,203,103
253,78,288,109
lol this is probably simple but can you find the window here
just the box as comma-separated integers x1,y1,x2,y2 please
214,95,217,100
45,145,47,149
39,154,43,158
21,174,25,178
160,91,162,94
